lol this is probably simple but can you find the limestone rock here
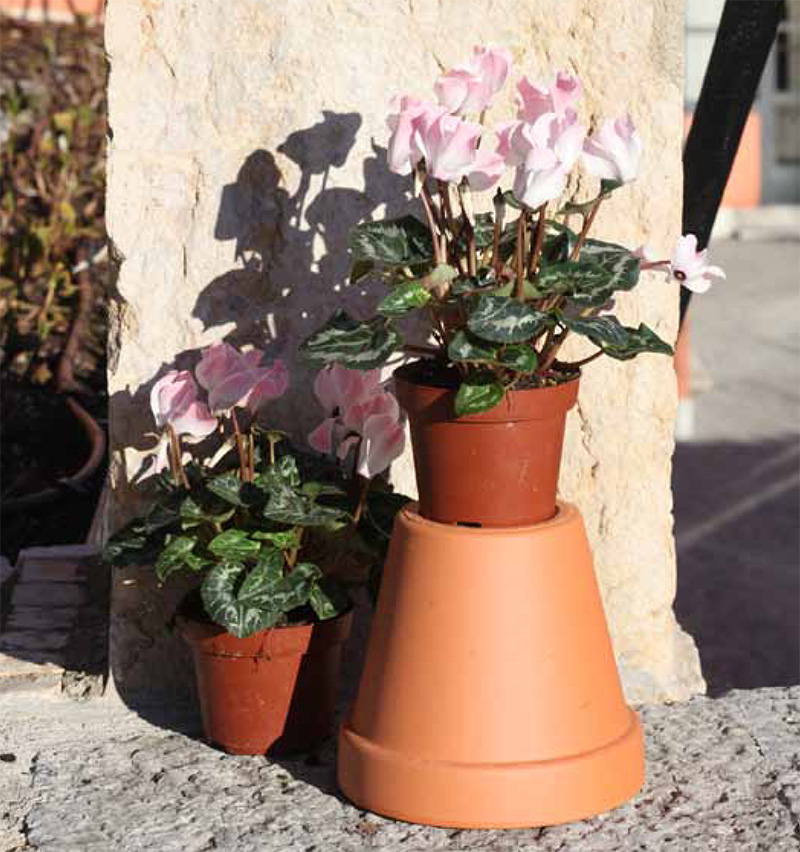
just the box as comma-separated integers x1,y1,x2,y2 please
105,0,702,702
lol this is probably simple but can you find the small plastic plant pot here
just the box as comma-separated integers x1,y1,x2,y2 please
180,608,352,756
394,364,580,527
337,503,643,828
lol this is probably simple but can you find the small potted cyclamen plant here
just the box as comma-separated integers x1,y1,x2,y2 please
105,342,408,755
302,46,724,527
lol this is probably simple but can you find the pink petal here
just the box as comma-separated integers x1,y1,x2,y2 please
357,414,406,479
308,418,337,454
551,71,582,117
195,342,242,393
245,360,289,413
517,75,552,124
150,370,199,429
170,400,217,439
467,148,506,192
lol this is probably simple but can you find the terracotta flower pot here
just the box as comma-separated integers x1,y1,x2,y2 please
337,503,644,828
180,608,352,755
393,363,580,527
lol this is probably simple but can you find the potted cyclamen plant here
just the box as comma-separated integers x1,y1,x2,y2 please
302,47,723,527
105,343,407,756
305,47,725,829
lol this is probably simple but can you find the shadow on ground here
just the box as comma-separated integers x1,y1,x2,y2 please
673,434,800,696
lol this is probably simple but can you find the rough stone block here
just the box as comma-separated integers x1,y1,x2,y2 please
105,0,703,703
11,583,87,609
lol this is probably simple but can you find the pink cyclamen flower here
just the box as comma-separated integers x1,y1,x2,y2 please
517,70,582,123
308,365,404,478
148,370,217,473
386,96,439,176
466,147,506,192
340,412,406,480
582,114,643,184
307,364,383,454
670,234,726,294
434,45,512,116
412,111,484,182
150,370,217,438
196,342,288,413
499,111,586,209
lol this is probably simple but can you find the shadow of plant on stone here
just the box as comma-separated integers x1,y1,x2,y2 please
673,434,800,696
194,112,412,387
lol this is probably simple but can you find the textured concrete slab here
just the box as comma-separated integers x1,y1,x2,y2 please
0,545,107,697
674,238,800,695
0,688,798,851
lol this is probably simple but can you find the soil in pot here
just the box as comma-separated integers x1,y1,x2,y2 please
393,361,579,527
178,592,353,756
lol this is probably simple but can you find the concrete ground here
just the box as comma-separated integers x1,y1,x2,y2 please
1,688,799,852
674,237,800,695
0,236,798,851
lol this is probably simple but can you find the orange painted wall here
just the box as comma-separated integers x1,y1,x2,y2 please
684,109,762,208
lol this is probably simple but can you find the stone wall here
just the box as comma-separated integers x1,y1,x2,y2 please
105,0,704,703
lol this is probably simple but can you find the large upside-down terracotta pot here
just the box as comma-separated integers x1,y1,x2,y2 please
393,362,580,527
337,502,644,828
179,607,352,756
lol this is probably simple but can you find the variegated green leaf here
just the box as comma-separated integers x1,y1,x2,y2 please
447,330,498,363
263,486,350,529
559,314,674,360
309,576,349,621
377,279,432,317
349,215,434,266
300,310,401,369
206,471,248,507
200,555,284,638
455,372,505,416
155,534,196,582
497,344,538,372
467,294,550,344
208,529,261,561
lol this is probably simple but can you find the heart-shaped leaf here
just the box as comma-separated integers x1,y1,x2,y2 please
208,529,261,561
300,310,401,370
349,215,434,266
559,314,674,360
497,344,538,372
155,534,197,582
377,279,432,317
467,294,550,343
447,330,498,363
455,372,505,416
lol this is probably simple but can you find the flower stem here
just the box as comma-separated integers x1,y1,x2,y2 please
527,203,547,280
561,348,604,369
352,475,372,525
514,212,528,301
166,425,189,489
420,182,443,266
230,409,249,482
569,196,603,262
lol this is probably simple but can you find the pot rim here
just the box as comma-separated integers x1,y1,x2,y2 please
177,605,354,658
393,362,580,423
399,500,577,536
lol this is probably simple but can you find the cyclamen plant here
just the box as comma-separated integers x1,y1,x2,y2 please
301,46,724,414
106,343,407,638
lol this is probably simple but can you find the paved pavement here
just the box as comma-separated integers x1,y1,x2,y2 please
673,237,800,695
1,687,799,852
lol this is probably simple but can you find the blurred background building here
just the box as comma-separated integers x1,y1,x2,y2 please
686,0,800,206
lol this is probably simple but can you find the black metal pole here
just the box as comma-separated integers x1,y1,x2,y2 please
681,0,782,323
